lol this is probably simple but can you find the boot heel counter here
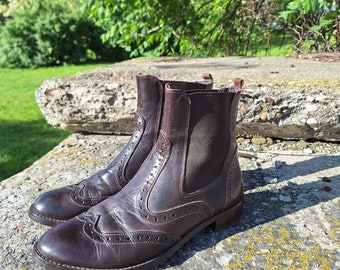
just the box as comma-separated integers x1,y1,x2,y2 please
212,200,244,231
225,151,244,209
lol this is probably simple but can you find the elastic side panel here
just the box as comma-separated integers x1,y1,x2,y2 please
184,92,232,193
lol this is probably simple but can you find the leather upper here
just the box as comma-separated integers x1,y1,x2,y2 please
35,82,244,269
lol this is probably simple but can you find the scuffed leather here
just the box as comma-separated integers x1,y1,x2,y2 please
29,74,213,226
34,82,244,269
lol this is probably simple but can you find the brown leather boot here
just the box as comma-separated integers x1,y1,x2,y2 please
29,74,213,226
33,78,244,269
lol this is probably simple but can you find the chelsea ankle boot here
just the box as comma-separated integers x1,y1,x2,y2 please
33,78,244,270
29,74,213,226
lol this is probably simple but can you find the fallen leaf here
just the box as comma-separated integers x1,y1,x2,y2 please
320,176,331,182
323,186,332,192
16,223,25,230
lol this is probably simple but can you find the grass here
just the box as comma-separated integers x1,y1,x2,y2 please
0,63,111,181
250,34,295,57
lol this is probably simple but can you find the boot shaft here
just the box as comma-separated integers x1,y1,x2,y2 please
125,74,214,180
147,80,243,216
160,81,242,193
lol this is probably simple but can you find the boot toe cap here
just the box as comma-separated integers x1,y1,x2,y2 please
33,213,174,269
34,219,95,268
29,187,82,226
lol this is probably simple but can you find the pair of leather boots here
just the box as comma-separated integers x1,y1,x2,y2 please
29,73,244,270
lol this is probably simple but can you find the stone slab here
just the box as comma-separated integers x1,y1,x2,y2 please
0,134,339,269
35,57,340,141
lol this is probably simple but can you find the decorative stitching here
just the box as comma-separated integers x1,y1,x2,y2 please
137,132,213,224
69,115,145,207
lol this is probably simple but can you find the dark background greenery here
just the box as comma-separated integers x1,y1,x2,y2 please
0,0,339,68
0,1,127,68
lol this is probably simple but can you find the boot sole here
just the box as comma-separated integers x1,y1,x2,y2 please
33,199,244,270
28,204,65,227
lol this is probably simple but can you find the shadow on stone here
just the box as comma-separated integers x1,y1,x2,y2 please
163,154,340,268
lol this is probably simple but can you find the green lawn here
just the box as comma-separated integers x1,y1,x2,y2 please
0,63,111,181
251,34,295,57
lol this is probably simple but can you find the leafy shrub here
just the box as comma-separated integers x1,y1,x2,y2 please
81,0,291,58
280,0,339,52
0,1,121,68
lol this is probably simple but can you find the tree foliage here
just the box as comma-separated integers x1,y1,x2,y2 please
280,0,339,52
1,0,337,68
82,0,291,57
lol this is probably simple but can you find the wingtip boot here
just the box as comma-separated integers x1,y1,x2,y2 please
33,78,244,270
29,74,214,226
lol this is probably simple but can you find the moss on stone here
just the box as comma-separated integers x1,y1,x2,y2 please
252,136,267,145
225,224,332,269
297,140,308,149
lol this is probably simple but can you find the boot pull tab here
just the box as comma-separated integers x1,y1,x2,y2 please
198,73,213,89
218,77,244,93
202,73,213,82
234,78,244,89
